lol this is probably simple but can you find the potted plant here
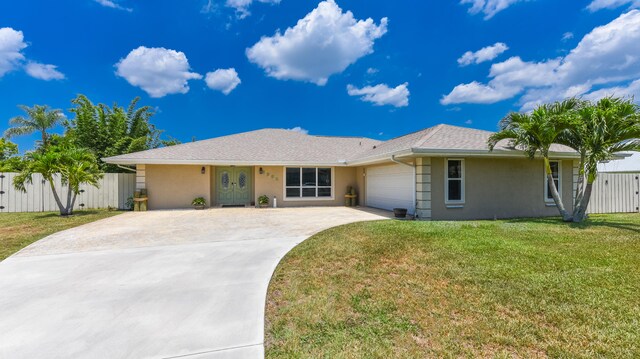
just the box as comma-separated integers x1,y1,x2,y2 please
393,208,408,219
192,197,206,210
258,195,269,208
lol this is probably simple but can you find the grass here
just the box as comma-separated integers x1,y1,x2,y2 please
265,214,640,358
0,210,122,260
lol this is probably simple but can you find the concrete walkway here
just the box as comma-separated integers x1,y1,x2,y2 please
0,207,389,359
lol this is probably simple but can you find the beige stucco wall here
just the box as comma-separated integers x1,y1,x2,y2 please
429,157,574,220
254,166,359,207
209,166,217,206
355,166,366,206
145,165,211,210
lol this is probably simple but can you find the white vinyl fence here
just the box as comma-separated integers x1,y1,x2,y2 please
588,173,640,214
0,173,136,213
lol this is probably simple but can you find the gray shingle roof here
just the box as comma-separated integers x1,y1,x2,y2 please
351,124,575,162
104,128,381,165
104,125,577,165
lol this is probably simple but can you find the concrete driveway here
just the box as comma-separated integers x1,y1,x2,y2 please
0,207,388,359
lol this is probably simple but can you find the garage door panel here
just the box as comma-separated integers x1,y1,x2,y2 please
366,164,414,214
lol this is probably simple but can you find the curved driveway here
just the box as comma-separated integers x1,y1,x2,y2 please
0,207,388,359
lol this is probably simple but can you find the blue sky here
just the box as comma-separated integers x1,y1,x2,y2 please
1,0,639,152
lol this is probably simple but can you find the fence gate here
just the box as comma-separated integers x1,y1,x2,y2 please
587,173,640,214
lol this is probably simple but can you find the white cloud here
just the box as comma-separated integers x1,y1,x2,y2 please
287,126,308,134
94,0,132,12
442,10,640,110
115,46,202,98
458,42,508,66
465,119,473,125
460,0,526,20
25,62,65,80
226,0,280,18
366,67,379,75
246,0,388,85
441,81,520,105
0,27,27,77
205,68,241,94
582,79,640,101
0,27,64,81
587,0,640,12
562,32,574,41
201,0,219,14
347,82,409,107
442,57,559,104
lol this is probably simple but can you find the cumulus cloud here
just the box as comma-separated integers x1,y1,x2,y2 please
458,42,509,66
226,0,280,18
115,46,202,98
94,0,132,12
562,32,574,41
347,82,409,107
587,0,640,12
460,0,526,20
25,62,65,80
442,10,640,110
205,68,241,94
582,79,640,101
287,126,308,134
0,27,27,77
441,81,521,105
246,0,388,85
0,27,65,80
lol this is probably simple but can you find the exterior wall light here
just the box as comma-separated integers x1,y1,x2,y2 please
259,167,264,174
201,166,206,174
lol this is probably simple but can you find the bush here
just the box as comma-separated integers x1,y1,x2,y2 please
258,195,269,205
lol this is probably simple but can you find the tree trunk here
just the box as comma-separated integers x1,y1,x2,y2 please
69,193,78,215
545,157,572,222
573,181,594,223
47,176,67,216
573,154,586,214
64,183,74,216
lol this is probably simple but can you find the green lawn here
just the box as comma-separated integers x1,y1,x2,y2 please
266,214,640,358
0,210,122,260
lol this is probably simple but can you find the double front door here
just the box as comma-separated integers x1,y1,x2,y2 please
217,167,252,206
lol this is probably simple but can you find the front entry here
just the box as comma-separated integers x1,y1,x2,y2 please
217,167,252,206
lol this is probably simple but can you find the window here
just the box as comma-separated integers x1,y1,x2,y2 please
445,159,464,204
545,161,561,202
285,167,333,199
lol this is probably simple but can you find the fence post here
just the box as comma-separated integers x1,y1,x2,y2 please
0,173,5,212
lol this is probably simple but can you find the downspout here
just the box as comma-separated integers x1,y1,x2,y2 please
117,164,137,172
391,155,417,218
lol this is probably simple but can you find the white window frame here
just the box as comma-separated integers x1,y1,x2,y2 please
544,160,562,203
283,167,335,201
444,158,465,205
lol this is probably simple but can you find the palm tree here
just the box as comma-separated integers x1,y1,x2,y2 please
488,98,581,222
563,97,640,222
4,105,63,148
14,145,102,216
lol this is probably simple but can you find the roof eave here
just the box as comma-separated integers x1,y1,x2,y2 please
102,158,352,167
347,147,580,166
346,149,415,166
410,148,580,159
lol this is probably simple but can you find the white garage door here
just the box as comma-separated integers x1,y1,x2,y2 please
366,164,415,214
